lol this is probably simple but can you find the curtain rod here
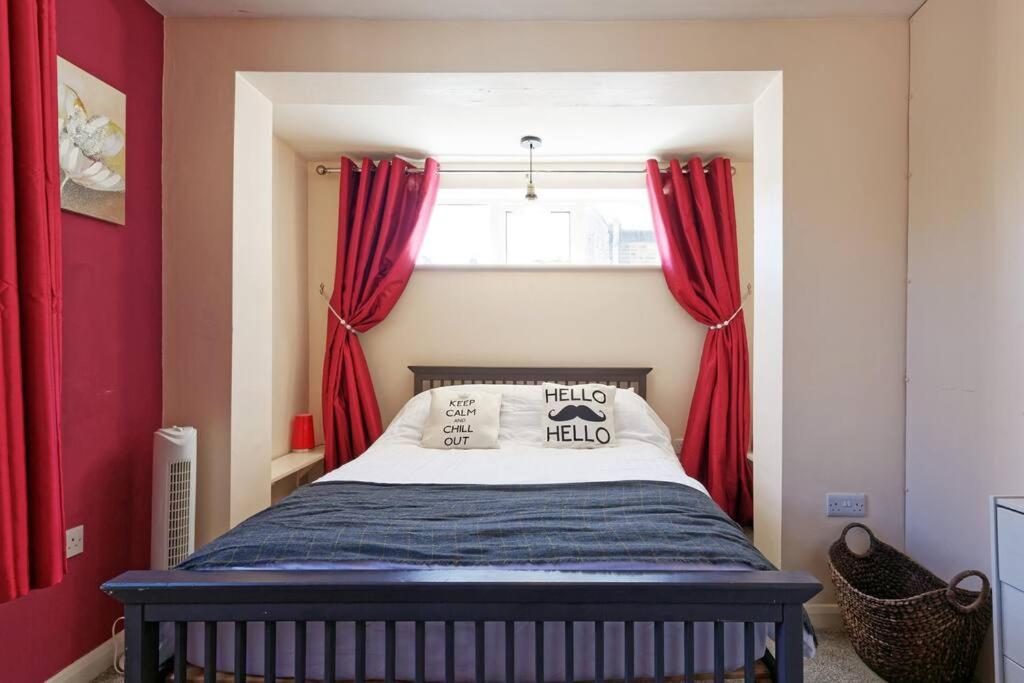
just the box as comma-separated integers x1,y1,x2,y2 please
314,164,735,176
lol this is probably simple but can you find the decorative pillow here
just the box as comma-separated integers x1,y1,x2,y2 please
541,382,617,448
420,389,502,449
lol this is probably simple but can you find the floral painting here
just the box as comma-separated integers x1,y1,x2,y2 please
56,57,125,225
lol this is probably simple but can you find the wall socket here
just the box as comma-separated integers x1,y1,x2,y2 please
65,525,84,558
826,493,866,517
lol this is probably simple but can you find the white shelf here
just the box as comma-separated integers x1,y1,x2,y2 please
271,445,325,484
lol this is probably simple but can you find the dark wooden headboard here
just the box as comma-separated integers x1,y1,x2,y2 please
408,366,652,399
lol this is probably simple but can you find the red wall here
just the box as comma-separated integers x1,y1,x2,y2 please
0,0,163,680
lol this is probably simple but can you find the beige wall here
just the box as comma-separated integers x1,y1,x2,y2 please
752,75,784,567
228,75,273,528
307,164,753,439
906,0,1023,640
163,18,910,601
272,136,310,457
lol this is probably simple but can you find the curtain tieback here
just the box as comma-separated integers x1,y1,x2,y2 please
709,283,753,330
319,283,360,335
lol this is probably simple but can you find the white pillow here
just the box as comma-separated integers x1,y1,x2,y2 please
614,388,674,453
381,382,673,454
419,388,502,449
541,382,617,449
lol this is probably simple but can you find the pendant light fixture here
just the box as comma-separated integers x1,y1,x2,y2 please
521,135,541,201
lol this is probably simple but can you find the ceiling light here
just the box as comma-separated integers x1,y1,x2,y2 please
521,135,541,201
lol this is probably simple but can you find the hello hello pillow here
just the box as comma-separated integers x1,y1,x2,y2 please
541,382,617,448
420,388,502,449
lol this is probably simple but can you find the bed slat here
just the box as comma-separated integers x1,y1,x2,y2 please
504,621,515,683
594,621,604,683
415,621,426,683
475,621,486,683
323,621,336,683
354,621,365,683
654,620,665,683
624,621,634,683
684,621,695,683
174,622,187,683
564,621,574,683
264,621,277,683
385,621,396,683
293,621,306,683
535,621,544,683
445,621,455,683
744,621,756,683
713,621,725,683
204,622,217,683
233,622,246,683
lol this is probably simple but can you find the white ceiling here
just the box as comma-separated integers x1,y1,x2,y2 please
147,0,924,20
250,72,771,161
243,72,778,108
275,104,754,162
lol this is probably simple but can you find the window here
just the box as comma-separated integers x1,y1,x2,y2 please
506,210,571,264
417,188,658,267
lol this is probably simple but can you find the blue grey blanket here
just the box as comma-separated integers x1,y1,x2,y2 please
182,480,771,570
180,480,815,642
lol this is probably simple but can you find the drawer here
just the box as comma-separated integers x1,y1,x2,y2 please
998,507,1024,590
1006,656,1024,683
1004,582,1024,667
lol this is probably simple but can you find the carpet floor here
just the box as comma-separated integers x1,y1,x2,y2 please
90,627,882,682
803,627,883,682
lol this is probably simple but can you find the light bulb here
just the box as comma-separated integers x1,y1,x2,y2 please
525,179,538,201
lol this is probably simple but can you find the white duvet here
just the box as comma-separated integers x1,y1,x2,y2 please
320,383,709,493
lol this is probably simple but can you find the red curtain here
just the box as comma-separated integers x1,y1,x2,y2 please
646,158,752,525
0,0,66,602
322,157,439,470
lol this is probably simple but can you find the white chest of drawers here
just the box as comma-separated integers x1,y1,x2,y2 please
994,497,1024,683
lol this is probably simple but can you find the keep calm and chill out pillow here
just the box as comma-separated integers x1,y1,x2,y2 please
420,389,502,449
541,382,617,448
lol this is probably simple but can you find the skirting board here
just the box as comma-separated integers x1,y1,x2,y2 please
46,631,123,683
806,603,842,630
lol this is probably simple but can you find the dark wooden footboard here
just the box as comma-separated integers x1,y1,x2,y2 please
103,568,820,683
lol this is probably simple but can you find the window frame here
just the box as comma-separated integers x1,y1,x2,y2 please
417,188,661,270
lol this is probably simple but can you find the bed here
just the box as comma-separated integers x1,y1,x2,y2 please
103,366,820,683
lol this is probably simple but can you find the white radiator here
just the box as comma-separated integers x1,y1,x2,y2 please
151,426,197,570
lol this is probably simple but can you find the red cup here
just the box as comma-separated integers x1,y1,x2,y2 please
291,414,315,451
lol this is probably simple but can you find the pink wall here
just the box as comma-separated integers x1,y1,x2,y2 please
0,0,163,680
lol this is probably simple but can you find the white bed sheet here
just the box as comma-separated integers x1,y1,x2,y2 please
318,439,707,491
189,385,804,678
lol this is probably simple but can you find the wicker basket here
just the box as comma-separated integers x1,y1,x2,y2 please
828,523,991,683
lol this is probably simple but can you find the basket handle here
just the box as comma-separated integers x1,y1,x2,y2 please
839,522,878,558
945,570,990,614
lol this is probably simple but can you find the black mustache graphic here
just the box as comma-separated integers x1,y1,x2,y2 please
548,405,607,422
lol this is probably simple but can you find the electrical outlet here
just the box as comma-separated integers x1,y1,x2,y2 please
826,493,866,517
65,525,84,558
